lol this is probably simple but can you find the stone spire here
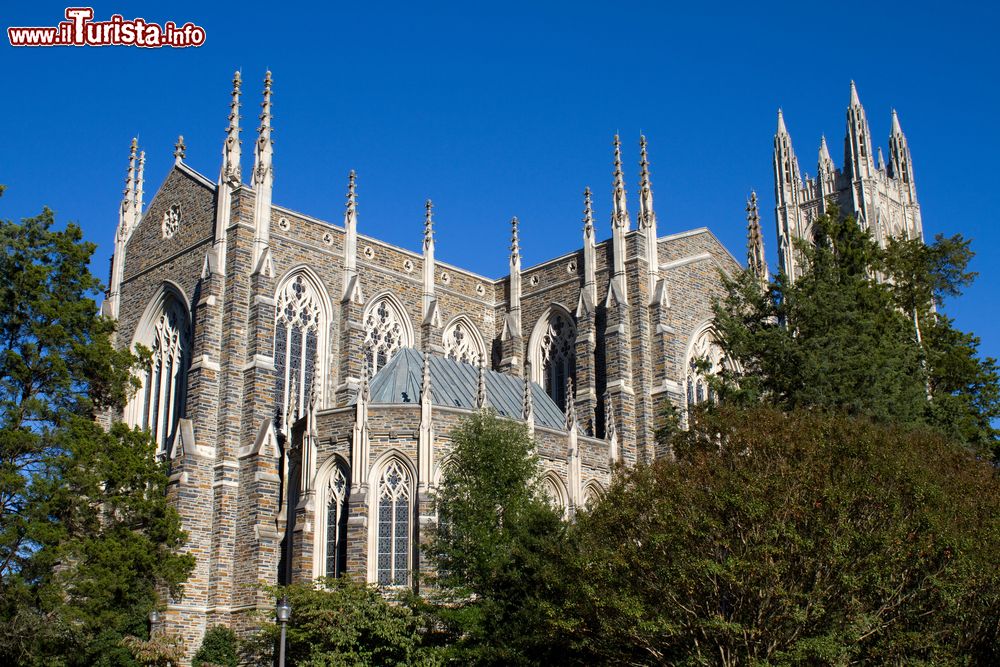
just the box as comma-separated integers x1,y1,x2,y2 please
507,216,522,337
221,70,242,187
522,365,534,432
746,191,768,287
106,138,138,319
476,359,487,409
564,376,576,430
888,109,918,207
611,134,630,231
422,199,436,321
638,135,661,294
342,170,361,302
773,108,803,280
212,71,242,269
173,135,186,164
845,80,874,181
251,71,274,271
581,187,597,308
134,150,145,227
608,136,629,303
877,146,886,171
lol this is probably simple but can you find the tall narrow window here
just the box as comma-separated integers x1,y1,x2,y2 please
375,459,411,586
363,298,410,377
325,465,349,578
274,274,325,427
537,310,576,411
685,327,729,413
127,292,189,457
443,318,484,366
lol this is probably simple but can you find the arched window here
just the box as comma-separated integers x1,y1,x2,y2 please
363,297,411,377
581,482,604,509
274,274,326,426
685,326,729,410
443,317,485,366
126,289,190,457
324,464,350,579
375,459,412,586
543,474,568,519
533,310,576,411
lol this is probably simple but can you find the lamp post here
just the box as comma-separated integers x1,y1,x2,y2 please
276,596,291,667
148,609,161,637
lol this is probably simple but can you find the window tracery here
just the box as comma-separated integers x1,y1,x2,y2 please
324,464,349,578
363,298,409,377
274,274,324,426
443,318,484,366
537,311,576,411
375,459,411,586
685,327,728,410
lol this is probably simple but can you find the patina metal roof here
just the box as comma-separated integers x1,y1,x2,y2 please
358,347,568,431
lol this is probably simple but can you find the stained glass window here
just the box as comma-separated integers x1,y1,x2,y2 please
325,465,349,578
274,275,324,427
538,311,576,411
363,299,409,377
375,459,411,586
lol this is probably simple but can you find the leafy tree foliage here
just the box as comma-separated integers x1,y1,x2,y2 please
559,407,1000,665
712,204,999,456
192,625,238,667
0,195,193,665
243,579,442,666
428,410,567,665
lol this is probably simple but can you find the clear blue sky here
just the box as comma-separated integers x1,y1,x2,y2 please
2,1,998,362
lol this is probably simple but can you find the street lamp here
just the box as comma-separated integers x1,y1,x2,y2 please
276,596,291,667
147,609,161,637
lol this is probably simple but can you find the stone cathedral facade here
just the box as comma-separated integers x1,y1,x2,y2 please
101,74,919,658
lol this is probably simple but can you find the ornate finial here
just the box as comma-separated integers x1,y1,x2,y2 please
222,70,242,185
135,150,146,222
253,71,273,186
124,138,137,198
510,216,520,264
477,359,487,409
360,364,371,404
582,187,594,236
424,199,434,248
638,135,656,229
746,191,767,286
604,393,617,443
522,368,534,422
346,170,357,211
611,135,630,230
174,135,186,164
421,350,432,398
564,376,576,429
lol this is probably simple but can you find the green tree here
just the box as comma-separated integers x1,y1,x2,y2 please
711,204,999,456
559,407,1000,665
428,410,567,665
0,195,193,665
243,579,441,666
192,625,238,667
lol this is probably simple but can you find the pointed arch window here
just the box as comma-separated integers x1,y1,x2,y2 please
363,298,410,377
685,327,729,412
274,274,325,426
443,318,484,366
324,464,350,578
537,311,576,411
126,292,189,457
375,459,411,586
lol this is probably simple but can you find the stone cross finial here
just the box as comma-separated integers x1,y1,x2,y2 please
174,135,186,164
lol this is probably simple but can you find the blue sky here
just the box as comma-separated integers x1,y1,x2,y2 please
2,1,998,362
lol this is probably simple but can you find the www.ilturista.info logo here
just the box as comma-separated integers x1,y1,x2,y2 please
8,7,206,48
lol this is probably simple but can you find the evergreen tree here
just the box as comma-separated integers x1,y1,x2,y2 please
0,194,193,665
711,204,998,455
192,625,238,667
428,410,567,665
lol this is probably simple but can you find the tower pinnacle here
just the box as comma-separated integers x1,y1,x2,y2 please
221,70,242,186
638,135,656,230
745,191,768,287
611,134,630,231
251,71,275,269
